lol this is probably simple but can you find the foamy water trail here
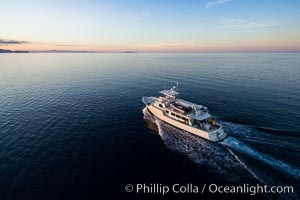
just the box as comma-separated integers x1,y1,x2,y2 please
224,147,265,184
221,136,300,180
221,121,300,152
143,108,300,187
143,108,260,183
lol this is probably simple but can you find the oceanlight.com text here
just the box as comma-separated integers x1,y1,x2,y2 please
125,183,294,196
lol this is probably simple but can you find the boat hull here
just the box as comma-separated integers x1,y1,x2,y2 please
145,104,227,142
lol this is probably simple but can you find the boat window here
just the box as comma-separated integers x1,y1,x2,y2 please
181,116,186,120
171,113,175,116
166,110,169,113
176,115,181,118
159,104,163,108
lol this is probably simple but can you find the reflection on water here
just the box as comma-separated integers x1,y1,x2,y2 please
0,53,299,199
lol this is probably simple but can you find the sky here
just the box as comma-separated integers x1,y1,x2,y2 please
0,0,300,52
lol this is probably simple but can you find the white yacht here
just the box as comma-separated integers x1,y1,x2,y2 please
142,84,227,142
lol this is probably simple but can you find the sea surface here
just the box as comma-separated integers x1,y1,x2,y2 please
0,53,299,199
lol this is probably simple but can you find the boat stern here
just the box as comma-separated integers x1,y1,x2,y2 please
208,126,228,142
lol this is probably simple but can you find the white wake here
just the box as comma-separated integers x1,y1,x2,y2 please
143,108,300,186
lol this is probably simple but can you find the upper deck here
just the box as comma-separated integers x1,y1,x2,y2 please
156,84,211,121
156,96,211,121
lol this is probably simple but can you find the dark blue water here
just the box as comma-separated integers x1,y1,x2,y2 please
0,53,299,199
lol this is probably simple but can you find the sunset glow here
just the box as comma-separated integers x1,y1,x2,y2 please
1,0,300,52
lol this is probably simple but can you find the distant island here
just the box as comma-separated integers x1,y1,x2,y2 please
121,51,139,53
0,49,140,53
32,50,139,53
0,49,29,53
31,50,97,53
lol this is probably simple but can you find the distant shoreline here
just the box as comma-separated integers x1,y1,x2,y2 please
0,49,29,53
0,49,140,53
1,49,299,53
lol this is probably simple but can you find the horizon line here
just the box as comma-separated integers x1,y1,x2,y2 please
1,48,300,53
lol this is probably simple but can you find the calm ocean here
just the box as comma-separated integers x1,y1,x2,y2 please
0,53,299,199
